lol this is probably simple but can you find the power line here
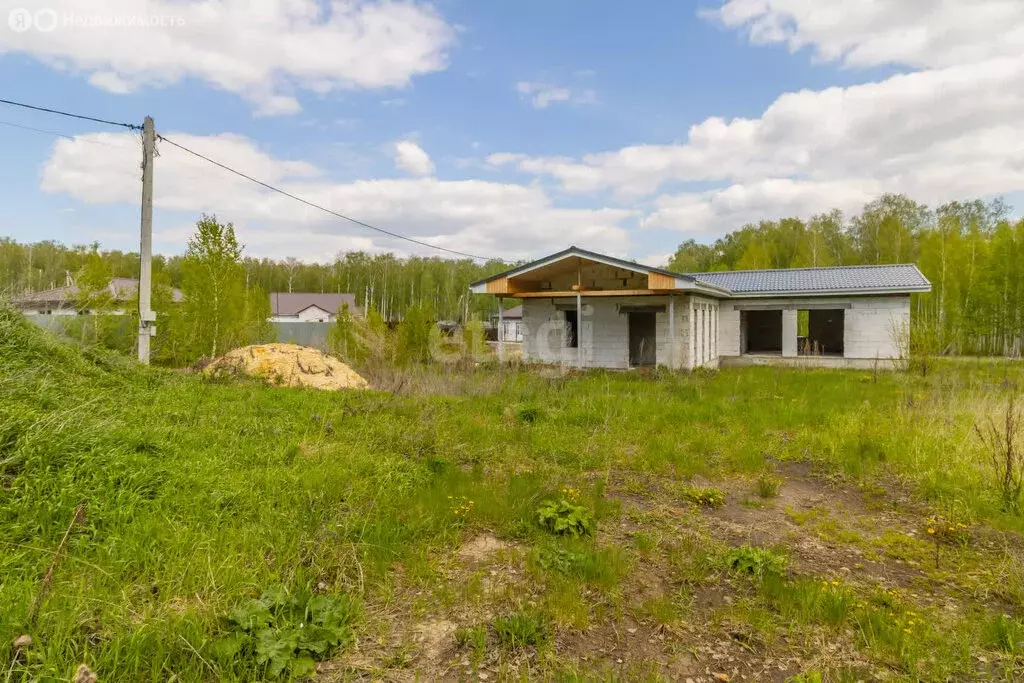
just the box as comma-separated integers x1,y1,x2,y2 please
155,132,496,262
0,97,497,262
0,98,139,131
0,119,142,152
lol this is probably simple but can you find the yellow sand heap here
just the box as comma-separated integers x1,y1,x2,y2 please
205,343,369,390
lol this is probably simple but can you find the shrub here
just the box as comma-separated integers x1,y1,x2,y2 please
536,498,594,537
493,611,549,649
682,485,725,509
210,586,359,679
756,473,782,498
723,545,788,578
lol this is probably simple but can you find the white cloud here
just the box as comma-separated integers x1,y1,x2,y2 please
515,81,597,109
494,54,1024,231
40,131,633,260
392,139,435,177
709,0,1024,69
0,0,455,115
481,2,1024,237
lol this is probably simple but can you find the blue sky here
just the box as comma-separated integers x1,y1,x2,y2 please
1,0,1023,264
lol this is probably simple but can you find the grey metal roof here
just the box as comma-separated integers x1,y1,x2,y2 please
13,277,183,307
686,264,931,295
270,292,359,316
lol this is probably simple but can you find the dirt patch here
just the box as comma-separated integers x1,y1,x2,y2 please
205,343,369,390
458,533,513,564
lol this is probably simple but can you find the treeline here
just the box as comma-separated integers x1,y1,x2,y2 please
669,194,1022,356
0,236,510,323
4,193,1024,357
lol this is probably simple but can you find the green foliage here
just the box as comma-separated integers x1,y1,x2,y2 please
4,305,1024,680
462,319,487,360
682,485,726,508
212,586,358,679
178,214,270,361
396,303,434,365
536,498,594,537
723,545,788,578
493,611,549,649
454,624,488,664
984,613,1024,653
756,472,782,498
516,405,544,424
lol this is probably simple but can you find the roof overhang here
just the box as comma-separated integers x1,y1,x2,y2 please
469,246,732,298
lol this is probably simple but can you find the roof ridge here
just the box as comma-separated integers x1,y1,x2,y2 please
687,263,920,275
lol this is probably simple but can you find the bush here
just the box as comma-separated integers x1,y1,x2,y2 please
536,498,594,537
756,473,782,498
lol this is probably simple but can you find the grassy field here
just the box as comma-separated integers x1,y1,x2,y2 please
2,307,1023,681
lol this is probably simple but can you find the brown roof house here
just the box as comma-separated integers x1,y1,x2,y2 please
13,277,182,316
269,293,359,323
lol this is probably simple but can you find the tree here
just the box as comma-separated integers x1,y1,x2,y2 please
71,246,114,343
180,215,250,359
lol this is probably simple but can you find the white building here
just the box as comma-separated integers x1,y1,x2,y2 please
269,293,359,323
470,247,931,370
491,304,523,343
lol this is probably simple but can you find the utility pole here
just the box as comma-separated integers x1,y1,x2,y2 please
137,116,156,364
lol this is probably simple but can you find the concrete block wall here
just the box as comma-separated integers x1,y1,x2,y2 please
689,296,720,369
522,296,692,369
844,296,909,359
717,295,910,361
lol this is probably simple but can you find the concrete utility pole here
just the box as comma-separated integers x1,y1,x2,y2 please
137,116,156,364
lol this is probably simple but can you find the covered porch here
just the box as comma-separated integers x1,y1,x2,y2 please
472,248,727,370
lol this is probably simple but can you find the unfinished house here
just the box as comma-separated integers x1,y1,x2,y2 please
470,247,931,370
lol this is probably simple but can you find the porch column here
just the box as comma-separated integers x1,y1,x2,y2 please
668,295,676,368
782,308,798,358
576,291,583,368
497,297,504,362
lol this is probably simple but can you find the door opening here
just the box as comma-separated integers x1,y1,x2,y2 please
628,312,657,367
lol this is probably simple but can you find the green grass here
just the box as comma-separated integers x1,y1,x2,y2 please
2,308,1024,680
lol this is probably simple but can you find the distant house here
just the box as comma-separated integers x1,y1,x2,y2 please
471,246,931,370
491,304,523,343
269,293,359,323
12,277,182,316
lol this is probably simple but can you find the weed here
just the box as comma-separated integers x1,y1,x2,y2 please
454,624,488,664
493,610,549,649
723,545,788,579
973,391,1024,513
681,485,726,509
536,498,594,537
756,472,782,498
984,613,1024,653
210,586,358,679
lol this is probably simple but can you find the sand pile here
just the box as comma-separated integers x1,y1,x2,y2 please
205,343,369,390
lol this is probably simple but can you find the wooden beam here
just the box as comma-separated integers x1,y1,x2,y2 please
516,289,667,298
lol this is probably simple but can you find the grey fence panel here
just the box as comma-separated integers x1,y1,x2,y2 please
270,322,333,350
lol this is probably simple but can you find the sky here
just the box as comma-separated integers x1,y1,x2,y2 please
0,0,1023,266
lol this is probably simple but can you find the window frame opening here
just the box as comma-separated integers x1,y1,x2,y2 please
741,309,783,355
798,308,845,356
564,309,579,349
